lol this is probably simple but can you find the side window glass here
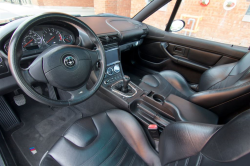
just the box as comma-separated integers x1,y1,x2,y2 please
143,0,177,30
172,0,250,47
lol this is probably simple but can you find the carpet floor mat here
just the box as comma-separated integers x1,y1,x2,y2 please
73,94,117,116
10,94,116,166
12,106,82,166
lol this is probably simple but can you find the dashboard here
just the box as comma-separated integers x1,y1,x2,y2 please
3,24,77,57
0,15,148,95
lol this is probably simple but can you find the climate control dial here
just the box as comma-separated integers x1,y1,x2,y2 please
114,64,120,73
107,67,114,75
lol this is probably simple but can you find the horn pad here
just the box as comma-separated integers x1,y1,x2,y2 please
42,45,92,90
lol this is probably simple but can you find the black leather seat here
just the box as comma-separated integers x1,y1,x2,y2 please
40,109,250,166
139,52,250,116
40,109,161,166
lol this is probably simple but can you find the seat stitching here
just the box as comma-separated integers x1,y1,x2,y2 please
46,154,62,166
141,159,144,166
196,153,202,166
185,158,189,166
75,123,89,131
209,91,250,109
129,154,136,166
206,64,236,90
115,147,129,166
186,126,197,151
99,138,124,166
81,130,119,165
224,76,230,88
208,65,250,90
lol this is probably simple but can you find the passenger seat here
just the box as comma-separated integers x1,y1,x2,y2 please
139,52,250,117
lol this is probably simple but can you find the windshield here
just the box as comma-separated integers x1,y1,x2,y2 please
0,0,151,24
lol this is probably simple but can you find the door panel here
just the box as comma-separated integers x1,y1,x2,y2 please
137,25,247,84
139,42,168,62
187,48,221,66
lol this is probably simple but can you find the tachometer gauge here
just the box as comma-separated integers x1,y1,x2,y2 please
43,28,62,46
22,31,42,51
63,35,73,44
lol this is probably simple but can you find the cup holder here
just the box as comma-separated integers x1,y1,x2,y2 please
153,94,165,103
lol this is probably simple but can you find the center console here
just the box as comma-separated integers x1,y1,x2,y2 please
95,43,173,131
93,37,218,138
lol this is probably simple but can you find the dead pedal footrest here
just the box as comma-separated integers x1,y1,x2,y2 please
0,96,20,131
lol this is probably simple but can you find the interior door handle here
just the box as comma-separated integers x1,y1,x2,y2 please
160,42,209,72
174,47,184,53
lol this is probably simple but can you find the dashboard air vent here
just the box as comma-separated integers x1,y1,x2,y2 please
98,34,120,45
103,43,118,51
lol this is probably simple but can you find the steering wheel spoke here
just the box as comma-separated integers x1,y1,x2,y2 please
80,48,100,67
67,84,90,104
21,69,36,85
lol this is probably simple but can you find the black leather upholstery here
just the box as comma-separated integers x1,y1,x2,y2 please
166,94,218,124
40,109,160,166
139,71,195,100
159,110,250,166
139,52,250,116
159,122,221,165
40,109,250,166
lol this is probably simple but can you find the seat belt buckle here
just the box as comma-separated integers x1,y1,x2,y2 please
148,124,159,140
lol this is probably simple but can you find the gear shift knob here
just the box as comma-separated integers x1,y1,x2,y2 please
122,75,130,93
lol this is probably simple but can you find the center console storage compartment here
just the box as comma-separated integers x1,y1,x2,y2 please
130,99,171,130
130,91,218,127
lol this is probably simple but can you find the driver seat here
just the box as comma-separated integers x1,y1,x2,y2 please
40,109,250,166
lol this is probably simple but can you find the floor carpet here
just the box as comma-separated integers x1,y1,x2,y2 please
10,93,116,166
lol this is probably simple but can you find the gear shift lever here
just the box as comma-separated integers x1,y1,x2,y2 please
122,75,130,93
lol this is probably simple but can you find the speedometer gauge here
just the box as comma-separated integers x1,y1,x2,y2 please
22,31,42,51
43,28,62,46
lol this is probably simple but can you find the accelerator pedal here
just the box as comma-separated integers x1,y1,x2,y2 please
0,96,20,131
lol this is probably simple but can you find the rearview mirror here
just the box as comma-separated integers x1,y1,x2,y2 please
170,19,185,32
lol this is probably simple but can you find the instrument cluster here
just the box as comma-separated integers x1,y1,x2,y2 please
4,25,76,56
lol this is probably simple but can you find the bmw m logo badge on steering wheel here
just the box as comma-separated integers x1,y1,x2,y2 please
64,56,76,68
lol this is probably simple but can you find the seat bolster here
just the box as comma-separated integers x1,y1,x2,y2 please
189,82,250,116
107,109,161,166
140,75,159,88
198,63,236,91
159,70,195,97
40,153,61,166
159,122,221,165
139,71,195,99
202,110,250,162
63,117,98,147
166,94,218,124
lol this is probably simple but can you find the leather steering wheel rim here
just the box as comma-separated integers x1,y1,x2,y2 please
8,13,106,107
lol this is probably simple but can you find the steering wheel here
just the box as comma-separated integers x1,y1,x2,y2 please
8,13,106,107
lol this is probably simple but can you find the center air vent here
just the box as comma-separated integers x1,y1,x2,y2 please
98,34,120,45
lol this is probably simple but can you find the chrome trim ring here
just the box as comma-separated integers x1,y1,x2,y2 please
111,80,137,98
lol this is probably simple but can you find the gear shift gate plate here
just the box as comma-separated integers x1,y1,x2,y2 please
111,80,137,98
